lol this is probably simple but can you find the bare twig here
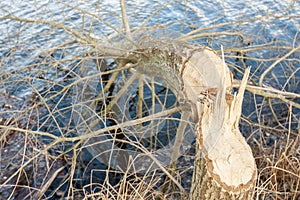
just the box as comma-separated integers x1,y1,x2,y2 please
35,166,65,200
233,80,300,109
259,45,300,86
120,0,132,41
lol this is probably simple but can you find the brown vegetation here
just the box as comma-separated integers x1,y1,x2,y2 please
0,0,299,199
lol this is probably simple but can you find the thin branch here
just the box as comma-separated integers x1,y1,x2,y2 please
259,45,300,86
120,0,132,41
1,16,90,45
233,80,300,109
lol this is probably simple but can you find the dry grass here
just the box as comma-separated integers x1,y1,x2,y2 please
0,0,299,199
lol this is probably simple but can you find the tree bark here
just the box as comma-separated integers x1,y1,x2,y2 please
190,149,253,200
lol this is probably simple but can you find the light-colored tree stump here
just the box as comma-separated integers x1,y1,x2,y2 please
182,48,257,199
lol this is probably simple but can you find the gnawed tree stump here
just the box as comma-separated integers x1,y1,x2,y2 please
132,42,257,198
75,37,257,198
186,53,257,198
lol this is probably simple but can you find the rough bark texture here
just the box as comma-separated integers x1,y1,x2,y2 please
190,147,253,200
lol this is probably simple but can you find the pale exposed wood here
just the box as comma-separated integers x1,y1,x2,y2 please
180,48,256,197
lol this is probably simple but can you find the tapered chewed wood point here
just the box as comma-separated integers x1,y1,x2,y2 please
184,48,257,199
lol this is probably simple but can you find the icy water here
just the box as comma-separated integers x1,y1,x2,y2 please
0,0,299,198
